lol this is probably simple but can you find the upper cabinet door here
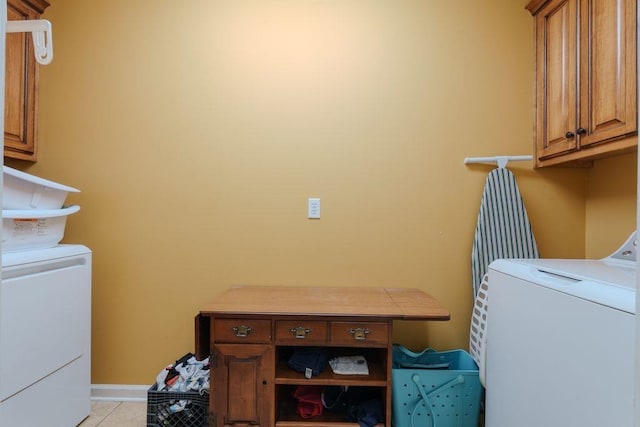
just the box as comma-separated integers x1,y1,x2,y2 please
534,0,579,159
528,0,637,167
579,0,637,148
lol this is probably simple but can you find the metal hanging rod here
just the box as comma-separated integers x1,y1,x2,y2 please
464,155,533,169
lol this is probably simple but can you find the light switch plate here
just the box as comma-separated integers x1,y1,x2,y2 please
308,198,320,219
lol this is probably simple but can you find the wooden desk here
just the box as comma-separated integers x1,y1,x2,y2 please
195,286,450,427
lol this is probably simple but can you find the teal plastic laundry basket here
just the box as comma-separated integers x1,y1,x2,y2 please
392,345,482,427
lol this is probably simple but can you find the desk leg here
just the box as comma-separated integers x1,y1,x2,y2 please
194,314,210,360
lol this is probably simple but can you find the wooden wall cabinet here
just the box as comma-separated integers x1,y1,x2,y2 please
196,286,450,427
527,0,637,167
4,0,50,161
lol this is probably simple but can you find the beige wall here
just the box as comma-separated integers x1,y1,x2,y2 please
6,0,598,385
585,152,637,258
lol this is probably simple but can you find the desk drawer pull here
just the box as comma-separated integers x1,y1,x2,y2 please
349,328,370,340
290,327,312,339
232,325,253,337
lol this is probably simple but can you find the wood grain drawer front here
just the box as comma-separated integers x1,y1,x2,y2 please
214,319,272,343
275,320,328,344
329,322,389,347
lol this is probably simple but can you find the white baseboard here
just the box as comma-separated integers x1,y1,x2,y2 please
91,384,149,402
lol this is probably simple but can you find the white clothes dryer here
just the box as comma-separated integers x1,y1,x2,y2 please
485,233,636,427
0,245,92,426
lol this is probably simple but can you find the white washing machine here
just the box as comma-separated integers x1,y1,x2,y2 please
0,245,92,426
485,233,636,427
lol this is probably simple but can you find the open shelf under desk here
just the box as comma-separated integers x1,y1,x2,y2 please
276,420,384,427
276,396,385,427
275,359,387,387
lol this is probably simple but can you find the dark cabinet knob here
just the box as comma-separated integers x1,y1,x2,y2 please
565,131,575,139
576,127,587,135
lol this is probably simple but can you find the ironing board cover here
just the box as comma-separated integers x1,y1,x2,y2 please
471,167,538,297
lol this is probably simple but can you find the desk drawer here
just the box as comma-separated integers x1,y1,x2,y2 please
329,321,389,347
275,320,328,344
213,319,272,343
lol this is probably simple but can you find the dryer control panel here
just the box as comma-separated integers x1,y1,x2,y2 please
606,231,637,264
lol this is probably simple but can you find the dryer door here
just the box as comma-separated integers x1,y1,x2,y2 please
0,253,90,400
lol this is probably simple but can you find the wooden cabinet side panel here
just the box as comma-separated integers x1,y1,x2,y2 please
536,0,579,159
4,1,37,160
4,0,49,161
5,18,26,141
579,0,637,147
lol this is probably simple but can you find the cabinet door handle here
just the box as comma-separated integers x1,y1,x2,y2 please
565,131,575,139
232,325,253,337
576,127,587,135
290,327,312,339
349,328,370,340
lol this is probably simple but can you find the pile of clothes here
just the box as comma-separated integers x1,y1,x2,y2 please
152,353,210,424
286,348,383,427
292,385,384,427
155,353,210,393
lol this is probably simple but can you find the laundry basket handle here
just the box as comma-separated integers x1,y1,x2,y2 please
409,373,465,427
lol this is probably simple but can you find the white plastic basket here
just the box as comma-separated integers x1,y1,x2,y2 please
392,345,482,427
2,205,80,252
3,166,80,209
469,273,489,387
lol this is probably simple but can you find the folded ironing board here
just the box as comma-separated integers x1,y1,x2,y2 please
471,167,538,297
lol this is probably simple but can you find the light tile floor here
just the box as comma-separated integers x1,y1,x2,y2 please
80,400,484,426
80,401,147,426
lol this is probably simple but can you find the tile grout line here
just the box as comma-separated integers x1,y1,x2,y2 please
95,401,123,426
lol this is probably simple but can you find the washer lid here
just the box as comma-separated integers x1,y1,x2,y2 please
2,244,91,268
496,258,636,315
514,258,636,290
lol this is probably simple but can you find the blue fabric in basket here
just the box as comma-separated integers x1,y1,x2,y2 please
392,345,479,371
